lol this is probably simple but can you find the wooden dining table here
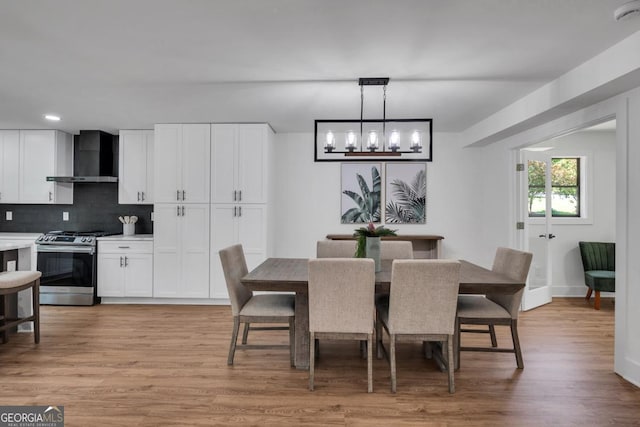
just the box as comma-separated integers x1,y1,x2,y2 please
241,258,525,369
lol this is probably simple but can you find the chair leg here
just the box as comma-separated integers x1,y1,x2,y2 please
227,317,240,365
360,340,367,359
367,333,373,393
309,331,315,391
376,310,383,359
455,317,461,371
423,341,432,359
489,325,497,347
0,295,7,344
33,280,40,344
242,322,250,344
585,288,593,300
594,291,601,310
510,319,524,369
390,334,397,393
289,317,295,368
2,295,9,344
446,336,455,394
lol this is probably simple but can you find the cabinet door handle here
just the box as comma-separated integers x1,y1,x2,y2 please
49,191,53,201
141,191,145,201
177,206,180,216
0,192,2,200
233,190,237,201
233,206,237,217
120,256,124,267
239,190,242,201
176,190,180,201
238,206,242,217
181,205,185,216
182,190,186,200
124,256,129,267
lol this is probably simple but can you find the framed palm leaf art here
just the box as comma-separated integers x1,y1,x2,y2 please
385,163,426,224
341,163,382,223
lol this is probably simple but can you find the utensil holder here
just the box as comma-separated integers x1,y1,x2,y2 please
123,224,135,236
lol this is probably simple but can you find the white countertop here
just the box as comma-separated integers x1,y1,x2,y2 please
0,233,41,241
97,234,154,241
0,241,33,251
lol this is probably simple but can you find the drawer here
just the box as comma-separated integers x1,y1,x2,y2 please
98,241,152,254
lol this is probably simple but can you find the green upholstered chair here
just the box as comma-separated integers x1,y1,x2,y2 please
578,242,615,310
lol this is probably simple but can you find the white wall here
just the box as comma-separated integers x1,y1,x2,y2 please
527,131,616,296
272,132,484,262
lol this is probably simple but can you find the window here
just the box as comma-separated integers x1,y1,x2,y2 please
528,157,580,217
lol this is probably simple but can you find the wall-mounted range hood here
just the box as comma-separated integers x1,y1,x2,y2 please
47,130,118,183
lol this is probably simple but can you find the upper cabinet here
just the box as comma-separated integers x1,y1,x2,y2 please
0,130,20,203
154,124,210,204
211,124,272,204
18,130,73,204
119,130,154,204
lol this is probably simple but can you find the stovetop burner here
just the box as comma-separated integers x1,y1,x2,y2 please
36,230,117,246
46,230,113,237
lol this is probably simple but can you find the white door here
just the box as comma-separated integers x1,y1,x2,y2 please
154,124,182,203
210,204,238,299
180,204,210,297
143,130,154,203
238,204,267,271
124,253,153,297
97,253,125,297
153,204,181,297
238,124,267,203
0,130,20,203
521,151,553,310
181,124,210,203
19,130,55,203
119,130,146,204
211,124,237,203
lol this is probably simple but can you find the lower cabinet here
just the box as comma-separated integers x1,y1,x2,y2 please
98,240,153,297
210,204,268,299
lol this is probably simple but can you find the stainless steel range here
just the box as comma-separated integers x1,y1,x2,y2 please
36,230,114,305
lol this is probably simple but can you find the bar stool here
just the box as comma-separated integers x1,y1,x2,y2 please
0,271,41,344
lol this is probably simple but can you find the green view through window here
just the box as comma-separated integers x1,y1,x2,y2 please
528,157,580,217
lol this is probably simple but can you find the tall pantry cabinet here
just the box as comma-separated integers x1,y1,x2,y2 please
153,124,211,298
210,124,274,300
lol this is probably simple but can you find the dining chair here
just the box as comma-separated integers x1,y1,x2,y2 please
308,258,375,392
219,244,295,366
456,247,533,369
316,240,357,258
380,241,414,260
376,259,461,393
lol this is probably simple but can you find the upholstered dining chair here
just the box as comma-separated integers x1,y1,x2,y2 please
578,241,615,310
376,260,461,393
308,258,376,392
456,247,533,369
316,240,357,258
380,241,414,260
219,244,295,366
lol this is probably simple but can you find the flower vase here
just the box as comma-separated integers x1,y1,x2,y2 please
366,236,382,272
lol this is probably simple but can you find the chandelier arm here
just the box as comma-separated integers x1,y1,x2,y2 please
382,85,387,151
360,85,364,151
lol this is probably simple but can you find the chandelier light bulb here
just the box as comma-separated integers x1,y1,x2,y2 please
367,131,378,151
389,130,400,151
324,131,336,152
346,131,357,152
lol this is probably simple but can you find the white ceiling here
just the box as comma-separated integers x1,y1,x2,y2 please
1,0,639,135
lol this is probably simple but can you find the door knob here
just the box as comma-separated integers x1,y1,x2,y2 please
539,234,557,239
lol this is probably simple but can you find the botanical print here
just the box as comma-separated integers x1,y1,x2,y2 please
385,163,426,224
341,163,382,223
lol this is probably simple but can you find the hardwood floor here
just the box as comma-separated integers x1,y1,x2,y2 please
0,298,637,426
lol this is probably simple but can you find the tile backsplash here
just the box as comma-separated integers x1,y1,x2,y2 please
0,183,153,234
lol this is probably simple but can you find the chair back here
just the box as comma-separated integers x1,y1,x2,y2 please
219,244,253,316
380,241,414,260
487,247,533,318
387,260,460,335
316,240,356,258
308,258,375,334
579,241,615,272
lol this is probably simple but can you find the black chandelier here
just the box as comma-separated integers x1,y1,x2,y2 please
314,77,432,162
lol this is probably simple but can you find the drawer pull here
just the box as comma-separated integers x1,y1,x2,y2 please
118,246,130,249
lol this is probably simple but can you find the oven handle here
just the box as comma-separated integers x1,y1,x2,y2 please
36,245,95,255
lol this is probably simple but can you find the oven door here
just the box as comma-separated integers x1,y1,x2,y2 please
37,245,97,305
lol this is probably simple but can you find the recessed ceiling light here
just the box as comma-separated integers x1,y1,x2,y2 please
522,147,553,152
44,114,61,121
614,1,640,21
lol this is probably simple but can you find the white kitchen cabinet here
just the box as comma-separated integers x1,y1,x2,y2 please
0,130,20,203
119,130,154,204
153,203,210,298
19,130,73,204
154,124,210,204
97,240,153,297
210,204,268,299
211,124,272,204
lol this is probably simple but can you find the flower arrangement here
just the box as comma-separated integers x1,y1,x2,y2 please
353,222,397,258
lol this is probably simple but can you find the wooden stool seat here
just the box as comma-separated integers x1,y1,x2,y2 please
0,270,41,344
